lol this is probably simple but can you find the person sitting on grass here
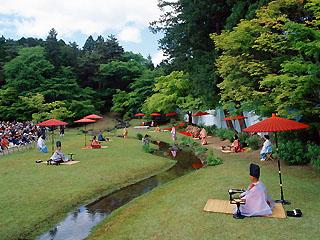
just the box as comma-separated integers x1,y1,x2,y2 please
155,125,161,132
237,163,274,217
98,131,106,141
91,136,101,149
221,135,241,153
48,141,69,164
37,134,48,153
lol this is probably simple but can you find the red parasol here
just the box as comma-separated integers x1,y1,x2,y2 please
243,113,310,204
84,114,103,120
37,118,68,153
37,118,68,127
192,111,209,117
74,118,96,147
150,112,161,117
134,113,145,117
165,112,177,117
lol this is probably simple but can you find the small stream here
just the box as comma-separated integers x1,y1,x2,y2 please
37,141,203,240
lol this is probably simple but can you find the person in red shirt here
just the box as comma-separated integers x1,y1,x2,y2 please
91,136,101,149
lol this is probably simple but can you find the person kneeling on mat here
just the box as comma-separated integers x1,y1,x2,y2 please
237,163,274,217
47,141,69,165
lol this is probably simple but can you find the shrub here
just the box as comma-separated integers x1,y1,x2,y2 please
204,125,217,135
195,146,208,155
142,144,154,153
214,128,235,141
278,140,308,165
179,136,198,149
136,133,143,140
206,150,223,166
306,143,320,170
245,135,261,150
238,132,249,147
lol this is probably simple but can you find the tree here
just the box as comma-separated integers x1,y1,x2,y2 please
4,46,54,93
143,71,203,122
212,0,320,123
45,28,62,68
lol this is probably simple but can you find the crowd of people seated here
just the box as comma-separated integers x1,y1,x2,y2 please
0,121,39,151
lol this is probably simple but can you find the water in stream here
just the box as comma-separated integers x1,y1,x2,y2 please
37,141,203,240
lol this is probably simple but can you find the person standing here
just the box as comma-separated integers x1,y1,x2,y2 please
199,128,207,145
171,126,177,141
122,127,128,138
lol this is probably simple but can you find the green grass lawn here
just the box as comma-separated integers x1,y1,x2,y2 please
89,134,320,240
0,128,175,240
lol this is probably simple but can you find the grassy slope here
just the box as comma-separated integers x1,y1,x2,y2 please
0,127,175,240
89,134,320,240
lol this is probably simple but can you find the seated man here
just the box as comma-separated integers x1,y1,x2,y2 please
91,136,101,149
155,125,161,132
48,141,68,164
98,131,106,141
260,135,272,161
238,163,274,217
221,135,241,153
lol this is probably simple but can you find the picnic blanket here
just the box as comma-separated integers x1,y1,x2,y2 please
203,199,286,219
81,146,108,150
41,161,80,165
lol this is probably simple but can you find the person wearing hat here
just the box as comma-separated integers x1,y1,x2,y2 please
48,141,68,164
238,163,274,216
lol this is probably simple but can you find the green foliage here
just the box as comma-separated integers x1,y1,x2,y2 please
179,136,199,150
203,125,217,135
238,132,250,146
245,134,261,150
136,133,143,140
143,71,203,114
212,0,320,124
214,128,235,142
278,139,309,165
206,150,223,166
194,146,208,156
142,143,155,153
306,143,320,170
4,46,54,93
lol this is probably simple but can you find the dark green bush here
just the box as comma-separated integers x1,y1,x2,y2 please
245,135,261,150
206,150,223,166
214,128,235,141
306,143,320,170
238,132,249,147
204,125,217,135
136,133,143,140
278,140,308,165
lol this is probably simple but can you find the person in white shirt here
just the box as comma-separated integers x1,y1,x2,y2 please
37,135,48,153
260,135,272,161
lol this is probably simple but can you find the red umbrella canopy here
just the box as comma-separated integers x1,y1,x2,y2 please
192,111,209,117
37,118,68,127
224,115,247,121
134,113,145,117
84,114,103,120
243,113,310,132
165,112,177,117
150,112,161,117
74,118,96,123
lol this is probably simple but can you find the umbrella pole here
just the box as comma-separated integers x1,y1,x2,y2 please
51,128,54,154
84,124,86,147
275,132,290,205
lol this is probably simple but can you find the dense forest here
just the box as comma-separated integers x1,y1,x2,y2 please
0,0,319,135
